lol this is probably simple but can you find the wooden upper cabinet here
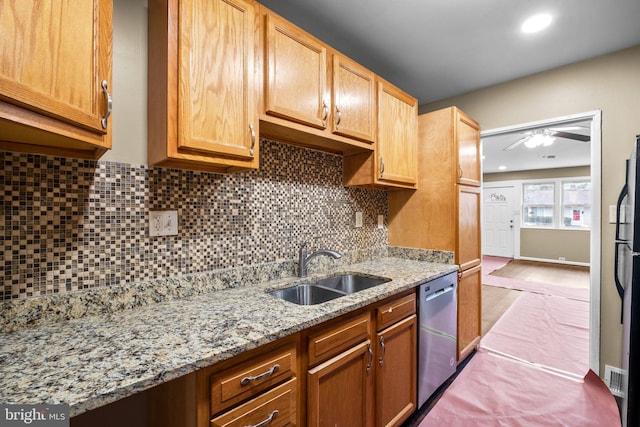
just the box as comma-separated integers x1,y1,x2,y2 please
343,78,417,189
264,13,327,129
331,54,376,143
456,109,481,186
0,0,112,159
148,0,259,173
376,80,418,187
258,6,374,155
388,107,482,265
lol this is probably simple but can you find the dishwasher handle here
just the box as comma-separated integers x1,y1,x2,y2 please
425,284,456,302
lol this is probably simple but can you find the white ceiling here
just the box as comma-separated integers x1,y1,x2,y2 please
257,0,640,105
481,120,592,174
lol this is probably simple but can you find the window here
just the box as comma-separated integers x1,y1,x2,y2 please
562,181,591,229
520,178,591,230
523,183,554,227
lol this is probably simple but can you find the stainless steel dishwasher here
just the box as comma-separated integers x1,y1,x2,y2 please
418,271,458,408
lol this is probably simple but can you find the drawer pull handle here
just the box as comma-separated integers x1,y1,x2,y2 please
386,307,393,313
247,409,278,427
240,364,280,386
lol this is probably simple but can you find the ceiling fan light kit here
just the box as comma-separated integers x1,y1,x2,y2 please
523,132,555,148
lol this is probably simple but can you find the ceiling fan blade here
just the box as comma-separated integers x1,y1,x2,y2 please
549,131,590,142
503,136,529,150
548,125,589,132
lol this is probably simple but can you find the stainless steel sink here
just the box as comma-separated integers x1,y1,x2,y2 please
268,274,390,305
312,274,390,294
268,284,345,305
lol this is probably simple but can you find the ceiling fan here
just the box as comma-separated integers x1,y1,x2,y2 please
503,126,590,151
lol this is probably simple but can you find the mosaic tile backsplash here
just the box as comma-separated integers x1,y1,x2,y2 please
1,140,388,300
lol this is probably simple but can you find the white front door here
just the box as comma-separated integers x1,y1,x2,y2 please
483,186,515,258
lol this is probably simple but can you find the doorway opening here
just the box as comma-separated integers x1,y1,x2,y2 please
480,110,602,374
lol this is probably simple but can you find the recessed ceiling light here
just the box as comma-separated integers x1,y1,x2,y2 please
498,165,507,170
521,13,553,34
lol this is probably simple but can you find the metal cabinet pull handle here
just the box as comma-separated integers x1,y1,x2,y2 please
247,410,278,427
458,165,463,179
100,80,112,129
335,105,342,127
379,157,385,178
321,99,328,125
249,123,256,156
240,364,279,386
367,343,373,374
379,337,386,366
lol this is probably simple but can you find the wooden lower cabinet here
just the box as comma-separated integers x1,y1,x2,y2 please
147,293,418,427
457,265,482,362
307,340,374,427
376,315,417,427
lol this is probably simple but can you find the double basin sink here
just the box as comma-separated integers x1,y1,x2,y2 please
269,274,390,305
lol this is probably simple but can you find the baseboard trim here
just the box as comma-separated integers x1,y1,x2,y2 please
517,256,590,267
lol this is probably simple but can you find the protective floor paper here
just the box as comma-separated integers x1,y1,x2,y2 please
480,292,590,377
420,352,621,427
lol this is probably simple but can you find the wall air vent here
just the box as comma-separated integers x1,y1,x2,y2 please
604,365,625,397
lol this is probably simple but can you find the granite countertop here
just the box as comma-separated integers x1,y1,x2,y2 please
0,256,457,417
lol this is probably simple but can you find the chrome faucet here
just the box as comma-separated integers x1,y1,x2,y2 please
298,242,342,278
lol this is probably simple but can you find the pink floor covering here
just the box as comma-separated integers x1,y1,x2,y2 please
483,255,513,274
419,258,620,426
419,352,621,427
480,292,589,378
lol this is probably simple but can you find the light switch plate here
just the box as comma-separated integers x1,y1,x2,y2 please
149,210,178,236
355,211,363,228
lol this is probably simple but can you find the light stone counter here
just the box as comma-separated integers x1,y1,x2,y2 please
0,255,456,417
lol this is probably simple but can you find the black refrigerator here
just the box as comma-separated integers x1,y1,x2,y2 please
615,135,640,427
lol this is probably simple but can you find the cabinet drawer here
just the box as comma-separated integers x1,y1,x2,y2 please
308,312,371,367
376,293,416,331
210,343,297,415
211,378,297,427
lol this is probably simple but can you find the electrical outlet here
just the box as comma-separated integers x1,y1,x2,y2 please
149,210,178,237
377,215,384,229
355,211,363,228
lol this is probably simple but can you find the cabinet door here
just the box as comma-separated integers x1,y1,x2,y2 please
178,0,256,160
457,265,482,362
376,315,417,427
307,341,373,427
376,80,417,187
456,110,481,186
457,185,481,270
331,54,376,143
0,0,112,155
265,14,327,129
